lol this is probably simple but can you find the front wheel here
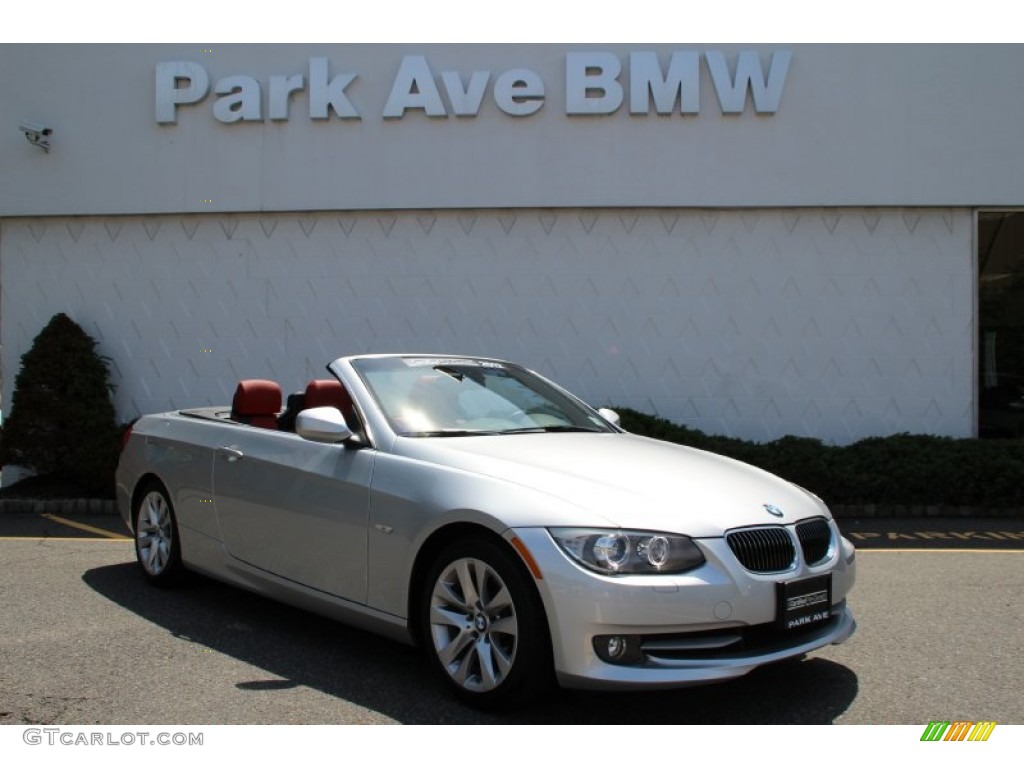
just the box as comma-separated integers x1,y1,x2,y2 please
133,482,185,586
422,536,552,709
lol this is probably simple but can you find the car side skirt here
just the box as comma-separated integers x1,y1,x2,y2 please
178,525,414,646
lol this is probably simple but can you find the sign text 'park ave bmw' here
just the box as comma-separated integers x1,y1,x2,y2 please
155,51,792,124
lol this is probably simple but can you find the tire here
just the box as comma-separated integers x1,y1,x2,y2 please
422,536,552,709
133,481,185,586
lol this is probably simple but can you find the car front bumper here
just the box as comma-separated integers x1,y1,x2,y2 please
509,525,857,690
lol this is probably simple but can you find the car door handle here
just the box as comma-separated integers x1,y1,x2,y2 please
217,446,245,462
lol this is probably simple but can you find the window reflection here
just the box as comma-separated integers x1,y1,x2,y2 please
979,211,1024,437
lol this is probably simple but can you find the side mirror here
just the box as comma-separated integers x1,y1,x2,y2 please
296,406,354,443
597,408,621,428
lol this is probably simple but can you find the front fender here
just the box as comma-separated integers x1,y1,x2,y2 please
365,451,611,618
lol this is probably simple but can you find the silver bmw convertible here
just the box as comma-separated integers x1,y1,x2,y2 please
117,353,856,708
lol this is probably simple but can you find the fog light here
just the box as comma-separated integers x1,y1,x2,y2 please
593,634,645,665
606,636,628,660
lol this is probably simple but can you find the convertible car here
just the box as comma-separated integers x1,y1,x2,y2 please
117,353,856,708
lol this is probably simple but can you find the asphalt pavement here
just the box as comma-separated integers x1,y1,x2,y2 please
1,506,1022,725
0,538,1020,725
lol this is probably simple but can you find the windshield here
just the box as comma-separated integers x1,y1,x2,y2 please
351,357,616,437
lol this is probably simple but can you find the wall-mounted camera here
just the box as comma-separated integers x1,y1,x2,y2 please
20,121,53,152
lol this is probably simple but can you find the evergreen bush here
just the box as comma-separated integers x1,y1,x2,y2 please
0,313,120,497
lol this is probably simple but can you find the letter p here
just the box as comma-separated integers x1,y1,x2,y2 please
156,62,210,124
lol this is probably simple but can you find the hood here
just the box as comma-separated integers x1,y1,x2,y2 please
395,432,828,537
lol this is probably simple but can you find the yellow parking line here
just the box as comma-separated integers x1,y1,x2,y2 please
39,513,130,540
0,536,132,542
858,548,1024,554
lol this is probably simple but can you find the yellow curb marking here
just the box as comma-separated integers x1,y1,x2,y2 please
39,513,131,540
857,548,1024,554
0,537,131,542
848,530,1024,542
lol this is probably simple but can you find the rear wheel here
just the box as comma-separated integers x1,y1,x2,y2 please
133,482,184,586
422,536,552,709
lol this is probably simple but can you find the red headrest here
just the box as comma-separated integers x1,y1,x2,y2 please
304,379,352,411
232,379,282,416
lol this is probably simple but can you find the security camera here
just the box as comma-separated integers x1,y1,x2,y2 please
19,121,53,152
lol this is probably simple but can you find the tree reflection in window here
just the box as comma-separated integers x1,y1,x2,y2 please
979,211,1024,437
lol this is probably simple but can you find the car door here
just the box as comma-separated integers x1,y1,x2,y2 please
212,426,374,604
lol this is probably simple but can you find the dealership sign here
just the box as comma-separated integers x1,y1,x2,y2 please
155,51,791,124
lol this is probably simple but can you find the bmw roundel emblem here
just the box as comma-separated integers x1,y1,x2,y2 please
763,504,784,518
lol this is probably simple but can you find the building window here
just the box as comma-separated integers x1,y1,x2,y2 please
979,211,1024,437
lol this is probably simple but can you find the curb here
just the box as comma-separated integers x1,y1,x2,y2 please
0,499,118,515
831,504,1024,520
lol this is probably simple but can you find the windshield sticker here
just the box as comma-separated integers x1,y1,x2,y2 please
403,358,504,369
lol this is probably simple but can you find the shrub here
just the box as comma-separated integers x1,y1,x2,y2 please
0,313,120,497
615,407,1024,510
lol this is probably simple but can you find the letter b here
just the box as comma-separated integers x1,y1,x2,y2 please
566,52,623,115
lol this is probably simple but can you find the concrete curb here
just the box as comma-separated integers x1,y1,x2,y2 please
0,499,118,515
831,504,1024,519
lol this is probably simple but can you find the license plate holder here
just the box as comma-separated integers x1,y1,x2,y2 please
776,574,832,631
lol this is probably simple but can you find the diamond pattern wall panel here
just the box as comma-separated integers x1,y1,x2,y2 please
1,208,973,443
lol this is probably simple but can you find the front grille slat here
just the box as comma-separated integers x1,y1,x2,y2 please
759,529,772,571
726,527,794,573
753,529,766,571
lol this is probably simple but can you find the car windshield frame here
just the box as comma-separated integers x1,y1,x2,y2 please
350,356,617,437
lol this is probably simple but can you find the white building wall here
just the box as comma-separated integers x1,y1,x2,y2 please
3,45,1024,216
0,207,973,444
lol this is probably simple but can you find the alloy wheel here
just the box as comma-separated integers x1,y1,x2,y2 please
136,490,173,576
428,557,519,693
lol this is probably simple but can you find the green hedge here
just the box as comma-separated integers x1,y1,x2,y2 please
615,407,1024,509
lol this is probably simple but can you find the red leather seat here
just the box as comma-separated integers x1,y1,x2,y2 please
305,379,357,427
231,379,282,429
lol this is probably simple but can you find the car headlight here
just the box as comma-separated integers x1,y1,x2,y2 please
548,528,705,575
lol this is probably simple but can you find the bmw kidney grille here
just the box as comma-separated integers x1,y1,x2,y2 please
726,527,795,572
727,518,834,572
795,518,833,565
